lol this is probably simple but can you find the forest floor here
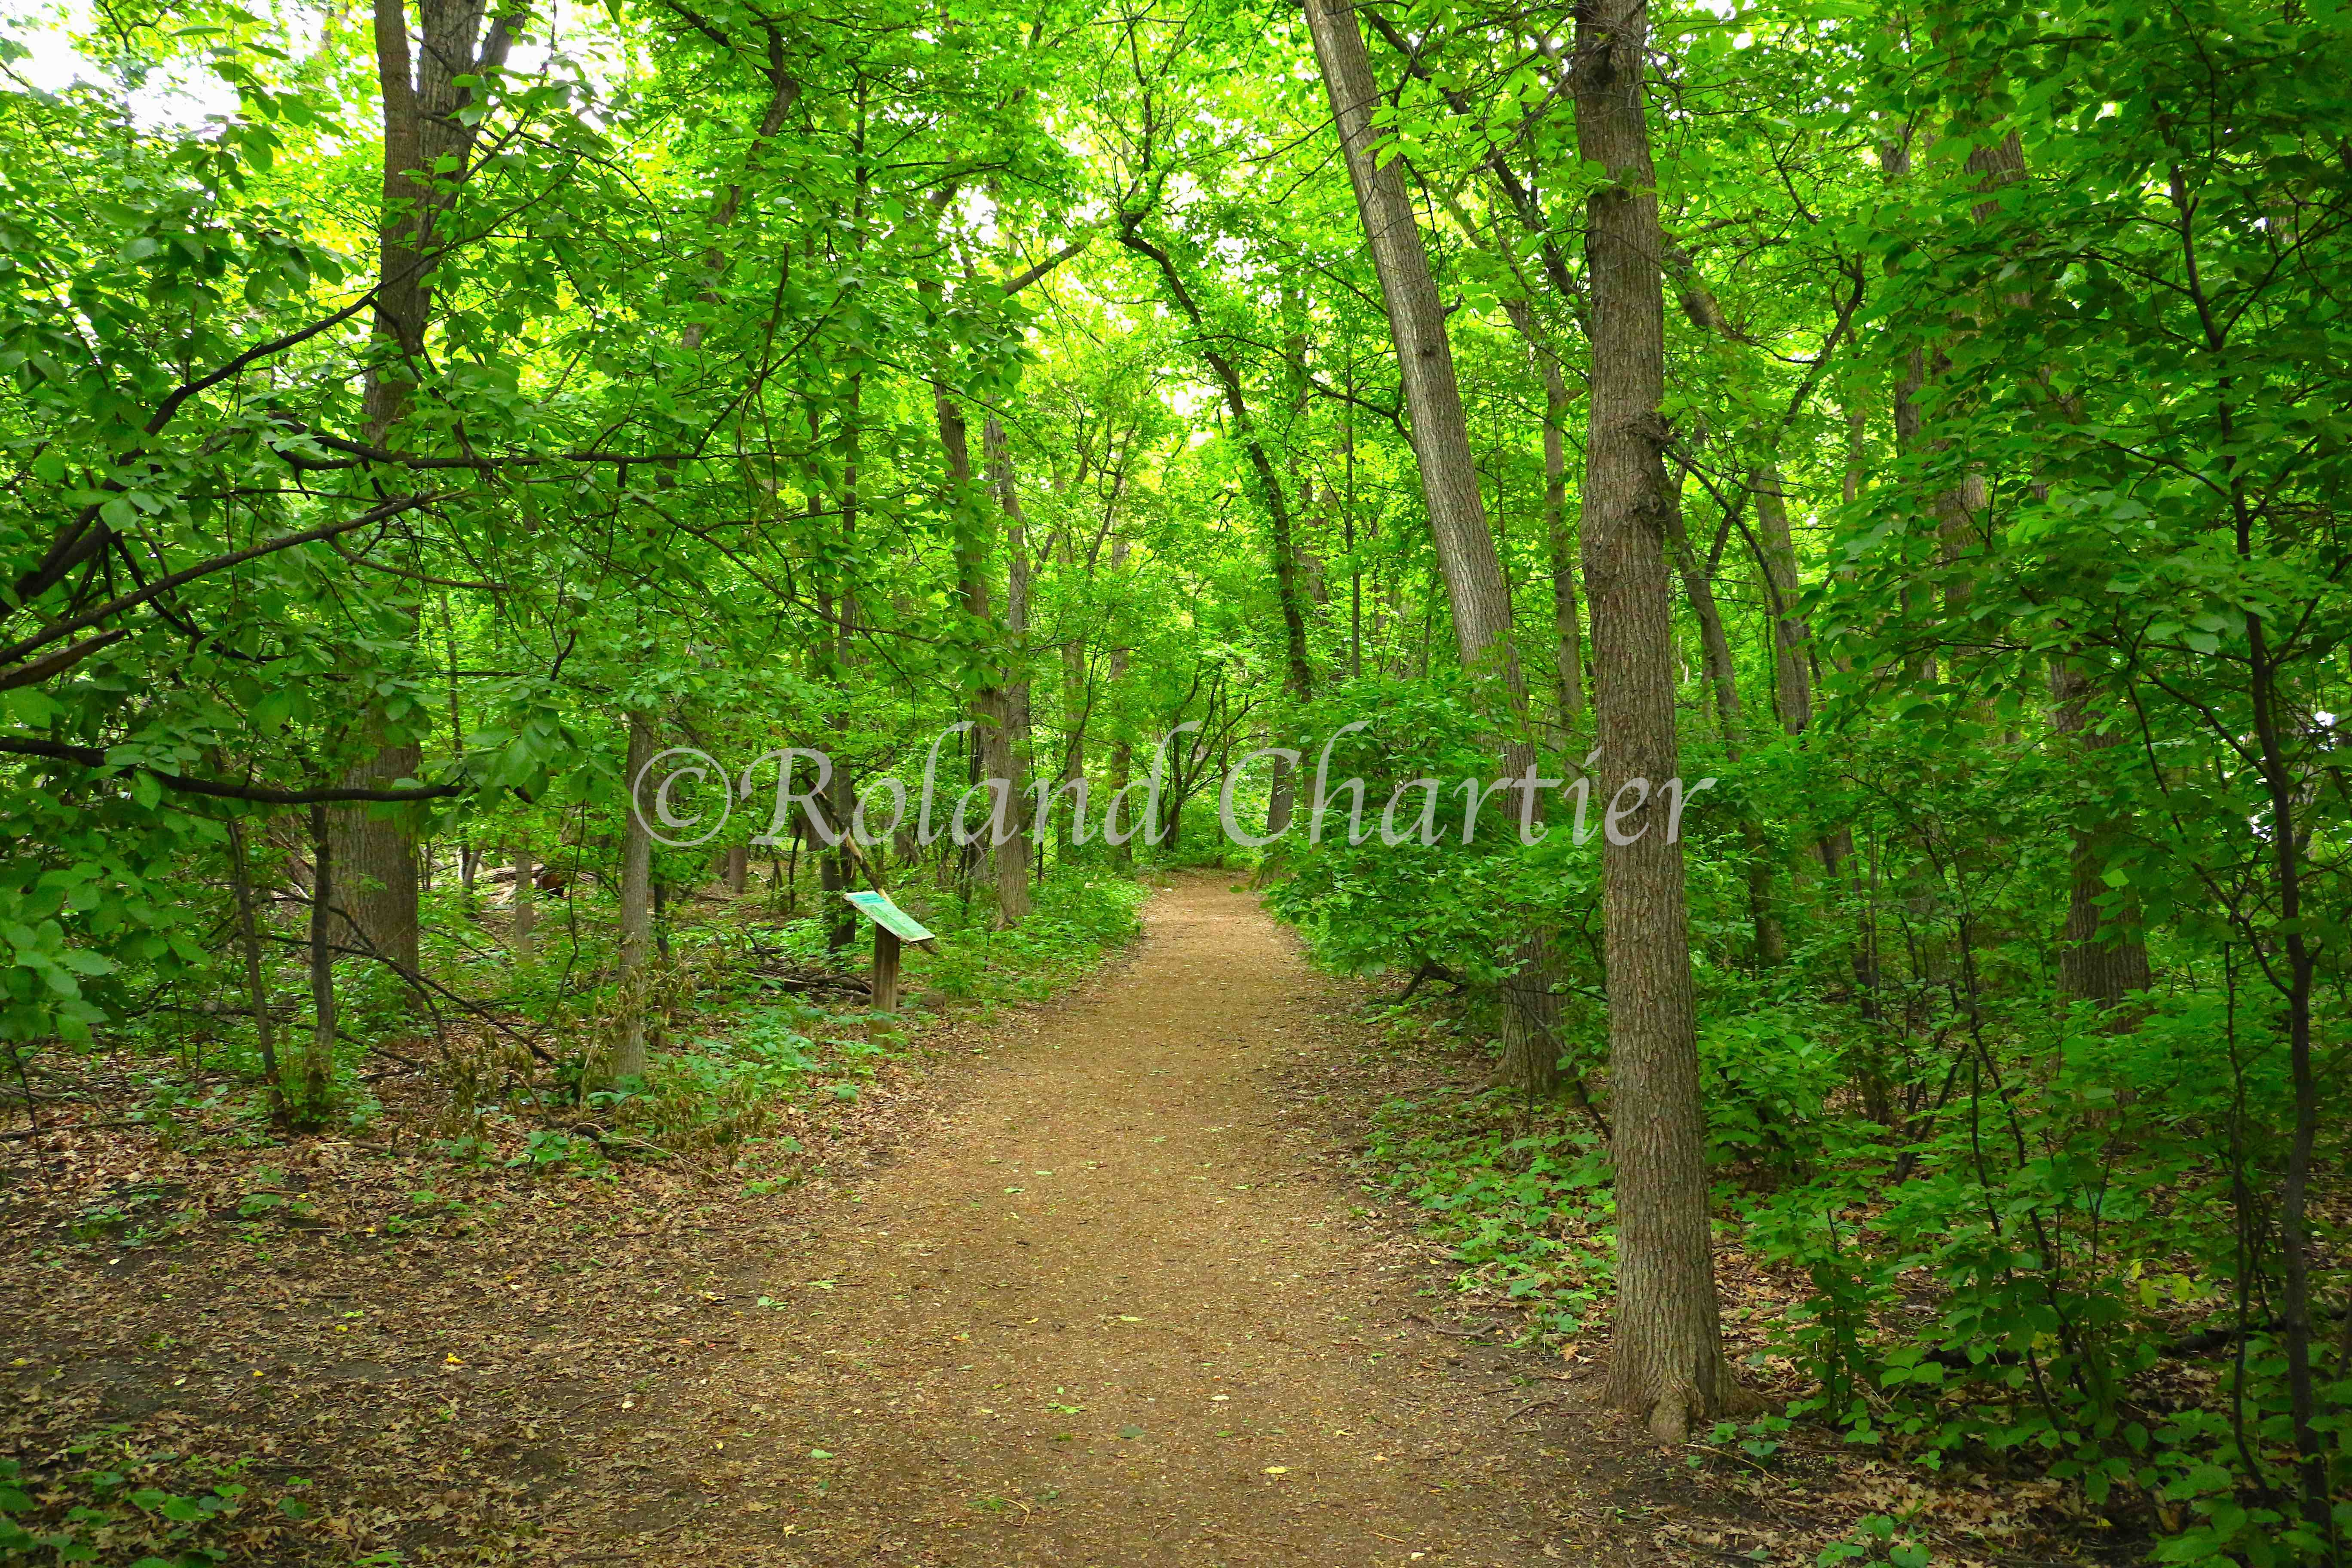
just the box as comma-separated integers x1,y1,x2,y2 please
564,872,1707,1568
3,876,1788,1567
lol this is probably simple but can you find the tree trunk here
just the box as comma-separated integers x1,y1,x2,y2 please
1116,228,1317,713
1502,299,1587,735
1108,536,1135,874
984,414,1035,925
1669,508,1787,967
614,711,655,1082
821,381,865,947
724,843,749,896
227,818,287,1128
1569,0,1740,1442
328,742,422,977
1543,355,1587,733
2051,660,2151,1014
345,0,519,988
1059,524,1091,859
1305,0,1560,1094
1753,468,1813,735
302,803,337,1128
511,846,536,966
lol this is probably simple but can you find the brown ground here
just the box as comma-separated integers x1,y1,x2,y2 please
603,874,1650,1566
9,876,1752,1566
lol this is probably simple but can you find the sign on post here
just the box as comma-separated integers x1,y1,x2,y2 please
843,890,936,1013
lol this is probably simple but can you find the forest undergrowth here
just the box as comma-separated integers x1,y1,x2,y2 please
0,864,1145,1567
1298,956,2347,1568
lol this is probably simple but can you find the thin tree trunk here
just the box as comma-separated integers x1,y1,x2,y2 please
1544,357,1587,733
1570,0,1740,1441
303,803,336,1127
1753,468,1813,735
808,373,864,946
1116,227,1317,725
512,846,536,965
985,413,1035,925
1304,0,1561,1094
227,818,286,1127
1669,508,1788,967
1502,300,1587,734
613,711,655,1082
1107,535,1135,874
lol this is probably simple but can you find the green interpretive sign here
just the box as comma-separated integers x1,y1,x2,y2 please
844,890,936,946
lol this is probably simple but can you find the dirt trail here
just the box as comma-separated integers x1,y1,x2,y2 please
620,876,1630,1566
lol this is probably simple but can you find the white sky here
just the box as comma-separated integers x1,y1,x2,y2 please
0,0,613,129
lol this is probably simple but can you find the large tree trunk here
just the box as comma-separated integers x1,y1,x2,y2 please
1570,0,1740,1441
613,711,655,1082
984,413,1035,925
344,0,520,986
1304,0,1560,1095
328,743,422,977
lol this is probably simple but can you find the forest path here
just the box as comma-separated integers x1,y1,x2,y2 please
619,875,1624,1567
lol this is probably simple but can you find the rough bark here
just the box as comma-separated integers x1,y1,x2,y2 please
1305,0,1559,1094
613,711,655,1082
1570,0,1739,1441
328,742,422,977
344,0,520,975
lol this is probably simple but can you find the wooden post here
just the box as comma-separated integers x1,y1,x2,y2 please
872,925,901,1013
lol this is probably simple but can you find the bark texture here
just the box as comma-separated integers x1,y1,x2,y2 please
328,743,422,976
343,0,520,987
1305,0,1561,1094
1570,0,1737,1441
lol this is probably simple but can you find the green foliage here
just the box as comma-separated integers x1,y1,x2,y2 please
0,1442,309,1566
